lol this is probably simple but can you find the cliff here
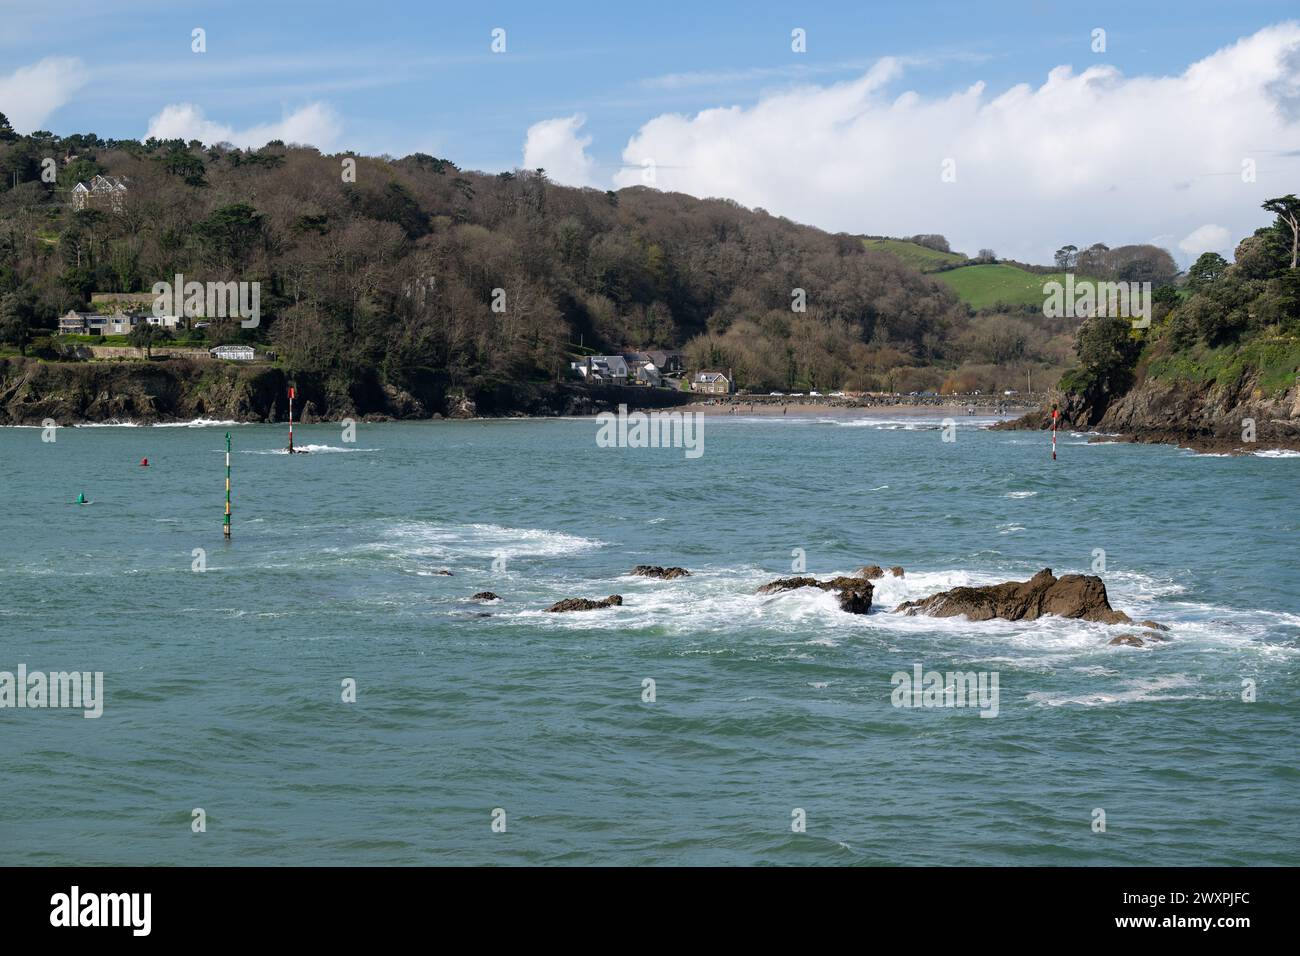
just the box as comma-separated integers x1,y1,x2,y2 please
995,362,1300,453
0,358,692,425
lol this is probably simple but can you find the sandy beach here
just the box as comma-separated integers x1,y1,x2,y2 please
685,399,1037,418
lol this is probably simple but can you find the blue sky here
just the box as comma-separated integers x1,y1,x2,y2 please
3,1,1300,261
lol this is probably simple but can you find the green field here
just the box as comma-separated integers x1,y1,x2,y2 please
863,238,966,272
934,264,1076,311
864,237,1108,312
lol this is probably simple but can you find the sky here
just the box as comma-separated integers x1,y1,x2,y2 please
2,0,1300,264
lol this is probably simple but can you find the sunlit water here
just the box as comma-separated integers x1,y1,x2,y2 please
1,416,1296,865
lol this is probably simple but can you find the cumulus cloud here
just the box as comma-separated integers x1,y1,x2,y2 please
0,57,89,132
522,114,598,187
144,102,342,151
1179,224,1234,257
589,22,1300,264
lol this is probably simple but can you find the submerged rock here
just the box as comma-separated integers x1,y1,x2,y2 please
856,565,885,579
471,591,499,601
431,569,453,576
1109,634,1145,647
757,575,874,614
631,565,690,579
545,595,623,613
1139,620,1170,631
894,568,1131,625
889,566,905,577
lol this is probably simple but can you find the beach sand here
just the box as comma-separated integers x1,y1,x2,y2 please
685,400,1036,418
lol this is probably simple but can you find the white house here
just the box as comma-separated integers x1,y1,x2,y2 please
210,345,255,361
71,174,129,212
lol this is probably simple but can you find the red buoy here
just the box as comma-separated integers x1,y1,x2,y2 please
140,458,149,466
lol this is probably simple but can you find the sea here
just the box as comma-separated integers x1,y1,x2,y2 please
1,414,1296,865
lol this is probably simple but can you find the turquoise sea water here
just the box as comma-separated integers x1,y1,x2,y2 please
1,415,1297,866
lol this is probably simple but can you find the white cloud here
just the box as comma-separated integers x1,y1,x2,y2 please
522,114,597,187
1179,224,1234,257
144,102,342,151
600,22,1300,265
0,57,89,133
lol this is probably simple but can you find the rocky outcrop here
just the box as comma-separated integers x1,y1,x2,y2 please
758,575,874,614
889,566,905,577
894,568,1134,625
856,566,884,579
995,371,1300,454
0,358,697,425
1109,634,1145,647
446,394,477,419
471,592,499,601
545,595,623,612
631,565,690,579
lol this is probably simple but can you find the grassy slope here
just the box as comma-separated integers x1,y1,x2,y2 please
865,238,1107,312
1146,336,1300,397
935,264,1076,311
862,238,966,272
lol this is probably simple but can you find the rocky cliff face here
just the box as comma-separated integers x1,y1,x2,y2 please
0,358,404,424
995,367,1300,453
0,358,694,424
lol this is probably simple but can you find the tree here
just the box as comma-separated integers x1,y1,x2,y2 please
1186,251,1228,290
1075,315,1137,386
909,234,950,253
0,292,34,355
161,148,208,187
0,112,17,142
128,321,168,358
1261,195,1300,269
1054,245,1078,270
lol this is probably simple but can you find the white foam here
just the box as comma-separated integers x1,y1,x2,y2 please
1004,491,1037,498
373,521,604,564
1026,675,1208,708
243,444,375,454
154,418,242,428
1255,449,1300,458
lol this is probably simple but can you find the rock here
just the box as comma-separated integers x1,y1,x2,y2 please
431,569,453,576
1143,630,1170,642
757,576,823,594
889,566,905,577
894,568,1131,625
757,575,873,614
545,595,623,613
471,592,499,601
856,565,885,579
446,394,477,419
1139,620,1170,631
1109,634,1145,647
631,565,690,579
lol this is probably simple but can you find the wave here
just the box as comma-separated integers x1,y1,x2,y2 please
154,418,242,428
242,444,374,454
360,521,604,567
478,562,1294,674
1025,675,1210,708
1004,491,1037,498
1255,449,1300,458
